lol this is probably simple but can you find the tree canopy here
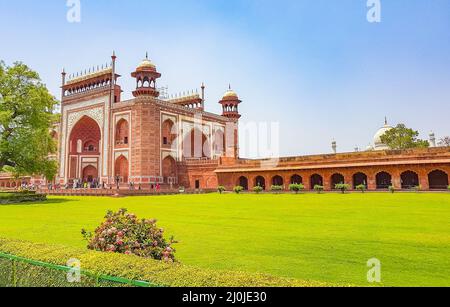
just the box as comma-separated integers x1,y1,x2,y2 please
380,124,429,150
0,61,59,180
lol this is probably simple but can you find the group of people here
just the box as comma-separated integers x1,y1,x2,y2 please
43,179,164,192
127,182,162,192
19,182,38,191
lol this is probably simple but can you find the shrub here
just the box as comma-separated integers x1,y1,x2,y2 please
314,185,324,194
335,183,350,194
0,191,46,205
178,186,185,193
413,185,422,193
0,238,335,287
81,209,176,262
253,186,263,194
233,186,244,194
271,185,283,193
217,186,226,194
448,185,450,191
356,185,367,193
289,184,305,194
389,186,395,193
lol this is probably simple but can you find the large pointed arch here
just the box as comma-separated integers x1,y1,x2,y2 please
69,116,101,155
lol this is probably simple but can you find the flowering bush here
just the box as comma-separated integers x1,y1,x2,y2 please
81,209,177,262
217,186,226,194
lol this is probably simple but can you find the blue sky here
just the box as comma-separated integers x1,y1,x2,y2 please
1,0,449,157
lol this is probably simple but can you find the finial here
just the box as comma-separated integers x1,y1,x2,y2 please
384,116,388,126
62,68,66,75
228,83,231,90
145,52,148,59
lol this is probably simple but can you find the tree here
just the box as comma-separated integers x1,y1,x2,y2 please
335,183,350,194
233,186,244,194
0,61,58,180
438,137,450,147
380,124,429,150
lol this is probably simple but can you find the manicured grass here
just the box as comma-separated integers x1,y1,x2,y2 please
0,193,449,286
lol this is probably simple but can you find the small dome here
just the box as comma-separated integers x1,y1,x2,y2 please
138,58,156,69
373,122,393,150
223,85,239,99
223,89,238,98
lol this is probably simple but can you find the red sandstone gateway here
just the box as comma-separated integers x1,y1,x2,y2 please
0,54,448,191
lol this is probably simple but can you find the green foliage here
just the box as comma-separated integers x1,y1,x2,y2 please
356,185,367,193
314,185,324,194
335,183,350,194
233,186,244,194
217,186,226,194
81,209,176,262
380,124,430,150
289,183,305,194
0,191,46,205
270,185,283,193
447,185,450,191
253,185,263,194
389,186,396,193
0,238,330,287
0,61,58,180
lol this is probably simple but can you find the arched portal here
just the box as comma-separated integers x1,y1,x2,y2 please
82,166,98,183
162,156,177,179
401,171,419,189
68,116,101,180
272,175,284,186
238,176,249,190
353,172,368,189
183,128,211,159
115,119,129,145
310,174,323,190
376,172,392,189
428,170,449,190
69,116,101,155
291,175,303,184
162,119,176,147
255,176,266,190
331,173,345,189
115,155,129,183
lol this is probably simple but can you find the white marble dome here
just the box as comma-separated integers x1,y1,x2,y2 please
373,121,393,150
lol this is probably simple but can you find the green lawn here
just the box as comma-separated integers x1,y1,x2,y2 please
0,193,449,286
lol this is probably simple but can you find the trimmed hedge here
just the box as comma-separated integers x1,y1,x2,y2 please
0,192,46,205
0,238,338,287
